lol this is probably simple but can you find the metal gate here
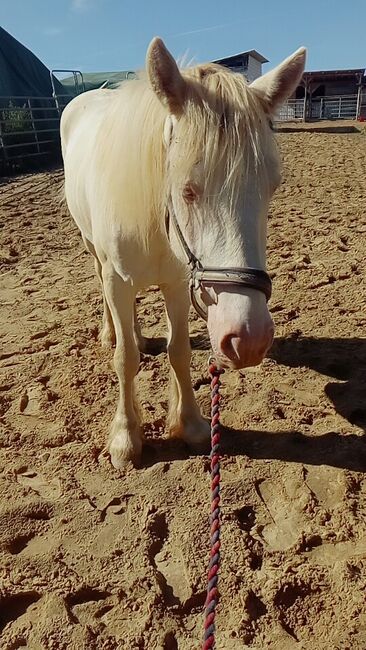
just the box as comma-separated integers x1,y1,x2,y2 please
276,98,306,121
276,93,364,122
310,94,358,120
0,94,73,164
0,69,84,167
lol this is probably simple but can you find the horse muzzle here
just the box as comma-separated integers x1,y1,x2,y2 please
206,290,275,370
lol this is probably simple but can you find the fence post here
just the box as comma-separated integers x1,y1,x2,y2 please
28,99,41,154
0,112,8,161
54,93,62,119
356,85,362,120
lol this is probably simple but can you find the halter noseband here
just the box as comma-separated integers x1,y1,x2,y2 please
165,208,272,320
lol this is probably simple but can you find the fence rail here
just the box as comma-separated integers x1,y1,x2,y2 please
1,90,365,166
0,94,72,163
310,94,358,120
276,98,306,121
276,93,365,122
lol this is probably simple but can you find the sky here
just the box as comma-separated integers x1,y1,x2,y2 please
2,0,366,75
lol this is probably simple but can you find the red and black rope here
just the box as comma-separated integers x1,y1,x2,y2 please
203,362,224,650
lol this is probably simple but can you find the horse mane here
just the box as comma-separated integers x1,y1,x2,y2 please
176,63,268,204
94,61,269,244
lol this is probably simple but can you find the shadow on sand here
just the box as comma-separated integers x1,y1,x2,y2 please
187,333,366,431
140,334,366,471
269,335,366,431
142,426,366,473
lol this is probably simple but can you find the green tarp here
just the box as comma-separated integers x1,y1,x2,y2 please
0,25,136,98
60,70,136,93
0,25,136,165
0,26,73,162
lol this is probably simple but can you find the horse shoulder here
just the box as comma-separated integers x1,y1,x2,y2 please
61,89,111,154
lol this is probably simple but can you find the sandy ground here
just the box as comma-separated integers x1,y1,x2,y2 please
1,131,366,649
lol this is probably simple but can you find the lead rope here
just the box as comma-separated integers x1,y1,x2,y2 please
202,360,225,650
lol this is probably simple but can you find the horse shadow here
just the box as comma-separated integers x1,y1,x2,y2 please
188,332,366,431
141,426,366,473
140,331,210,356
269,336,366,431
141,333,366,472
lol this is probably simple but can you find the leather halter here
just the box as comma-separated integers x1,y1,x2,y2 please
165,208,272,321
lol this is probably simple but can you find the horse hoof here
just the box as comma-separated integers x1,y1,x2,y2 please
109,432,142,469
171,417,211,452
186,427,211,454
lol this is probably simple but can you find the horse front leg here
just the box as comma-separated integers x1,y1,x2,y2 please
82,236,116,347
162,283,210,449
102,262,142,468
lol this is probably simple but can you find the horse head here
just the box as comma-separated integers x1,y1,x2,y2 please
147,37,306,369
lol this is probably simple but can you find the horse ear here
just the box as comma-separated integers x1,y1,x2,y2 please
147,37,186,114
250,48,306,115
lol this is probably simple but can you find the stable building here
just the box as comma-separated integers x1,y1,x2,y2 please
279,68,366,121
213,50,268,82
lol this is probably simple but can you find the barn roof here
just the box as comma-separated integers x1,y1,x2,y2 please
303,68,365,81
213,50,268,66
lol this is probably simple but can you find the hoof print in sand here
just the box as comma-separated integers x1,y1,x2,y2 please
16,470,61,500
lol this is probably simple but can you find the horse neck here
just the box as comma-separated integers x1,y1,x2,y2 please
107,83,168,239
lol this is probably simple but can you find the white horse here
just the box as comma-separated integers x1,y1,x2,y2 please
61,38,306,468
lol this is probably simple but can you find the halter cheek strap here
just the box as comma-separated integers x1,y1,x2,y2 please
165,208,272,321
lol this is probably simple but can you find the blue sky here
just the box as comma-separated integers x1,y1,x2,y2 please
2,0,366,74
